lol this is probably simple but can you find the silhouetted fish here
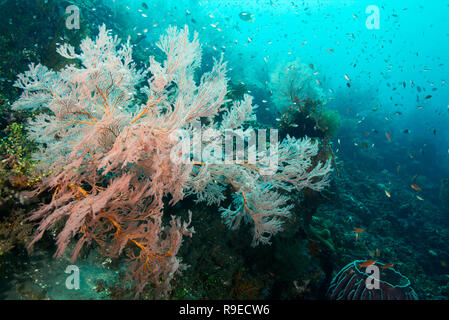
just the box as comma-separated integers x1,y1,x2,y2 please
239,12,255,22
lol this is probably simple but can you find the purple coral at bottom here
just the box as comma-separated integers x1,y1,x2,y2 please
328,260,418,300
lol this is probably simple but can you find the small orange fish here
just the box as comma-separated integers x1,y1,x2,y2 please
411,184,422,191
381,263,394,270
359,260,376,268
385,132,392,142
354,228,365,233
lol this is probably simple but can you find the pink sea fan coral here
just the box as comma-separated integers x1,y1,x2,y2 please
13,24,332,297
